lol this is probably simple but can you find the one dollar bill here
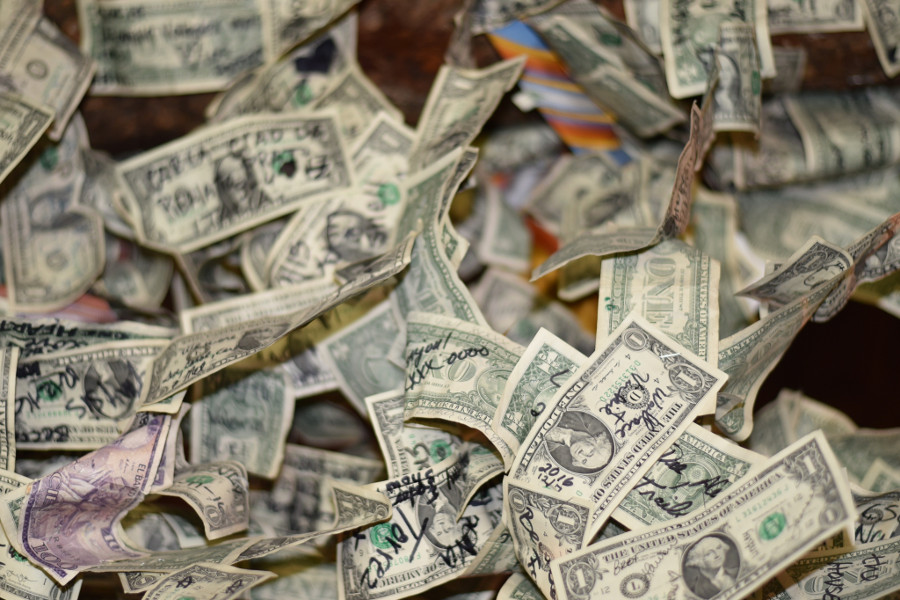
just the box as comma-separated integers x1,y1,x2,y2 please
551,432,855,600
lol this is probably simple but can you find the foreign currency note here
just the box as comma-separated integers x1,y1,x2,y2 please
598,238,720,363
551,432,855,600
0,469,82,600
116,112,353,254
403,311,524,464
493,328,586,461
2,413,170,583
510,314,726,540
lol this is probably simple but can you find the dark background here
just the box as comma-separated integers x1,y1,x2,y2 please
42,0,900,429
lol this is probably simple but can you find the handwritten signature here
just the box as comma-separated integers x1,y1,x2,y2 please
405,332,490,392
601,371,671,438
631,447,732,518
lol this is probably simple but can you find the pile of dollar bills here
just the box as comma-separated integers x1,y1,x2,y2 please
0,0,898,598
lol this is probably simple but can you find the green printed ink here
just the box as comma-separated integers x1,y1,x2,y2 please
273,150,297,177
378,183,400,206
185,475,215,486
39,146,58,171
36,381,62,402
430,439,452,463
370,522,394,549
759,512,786,540
292,82,313,107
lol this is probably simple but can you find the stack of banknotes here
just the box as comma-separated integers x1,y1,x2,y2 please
0,0,898,599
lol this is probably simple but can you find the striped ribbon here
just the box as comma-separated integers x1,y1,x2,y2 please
487,20,629,164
